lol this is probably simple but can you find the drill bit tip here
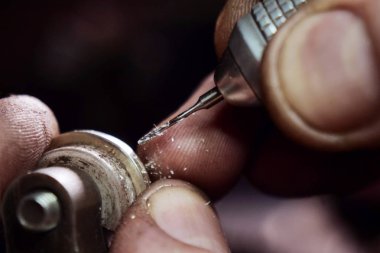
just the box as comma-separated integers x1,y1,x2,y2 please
137,114,188,145
138,87,223,145
137,122,170,145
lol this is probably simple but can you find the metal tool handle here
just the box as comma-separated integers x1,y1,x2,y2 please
215,0,308,106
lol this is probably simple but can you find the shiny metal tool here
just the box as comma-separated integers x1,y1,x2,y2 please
2,130,150,253
139,0,308,145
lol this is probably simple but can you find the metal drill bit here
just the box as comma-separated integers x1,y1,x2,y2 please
138,87,223,145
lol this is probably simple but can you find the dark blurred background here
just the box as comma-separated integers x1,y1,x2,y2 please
0,0,223,148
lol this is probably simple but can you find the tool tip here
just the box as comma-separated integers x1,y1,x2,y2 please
138,87,223,145
138,113,188,145
137,122,170,145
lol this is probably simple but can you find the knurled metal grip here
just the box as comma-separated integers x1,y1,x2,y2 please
214,0,308,106
253,0,307,40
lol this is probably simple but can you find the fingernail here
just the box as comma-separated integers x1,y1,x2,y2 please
280,10,380,133
147,184,228,252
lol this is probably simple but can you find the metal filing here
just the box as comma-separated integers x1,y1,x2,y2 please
138,0,308,145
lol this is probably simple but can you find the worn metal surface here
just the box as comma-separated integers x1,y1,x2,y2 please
2,130,150,252
38,130,150,230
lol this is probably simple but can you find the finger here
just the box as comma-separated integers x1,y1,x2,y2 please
140,0,380,198
214,0,258,58
262,0,380,150
137,74,380,198
0,95,59,198
138,75,265,198
137,75,380,198
214,0,380,196
110,180,229,253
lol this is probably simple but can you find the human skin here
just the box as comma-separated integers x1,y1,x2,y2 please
2,0,380,252
139,0,380,197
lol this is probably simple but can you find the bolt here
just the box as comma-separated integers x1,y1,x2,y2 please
17,191,61,232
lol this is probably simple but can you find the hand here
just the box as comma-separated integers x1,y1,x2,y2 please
139,0,380,197
0,95,229,252
113,0,380,252
3,0,380,252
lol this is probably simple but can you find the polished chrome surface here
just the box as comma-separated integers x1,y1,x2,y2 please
215,49,258,106
225,14,268,101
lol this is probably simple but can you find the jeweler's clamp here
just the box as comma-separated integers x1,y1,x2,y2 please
2,131,150,253
215,0,308,106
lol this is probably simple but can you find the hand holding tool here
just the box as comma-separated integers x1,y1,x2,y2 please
139,0,308,145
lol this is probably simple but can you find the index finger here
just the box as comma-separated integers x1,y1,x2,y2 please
138,75,264,198
0,95,59,199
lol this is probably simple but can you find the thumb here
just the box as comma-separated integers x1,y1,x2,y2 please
262,0,380,150
110,180,229,253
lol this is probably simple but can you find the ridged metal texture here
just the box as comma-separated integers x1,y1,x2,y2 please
252,0,307,40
